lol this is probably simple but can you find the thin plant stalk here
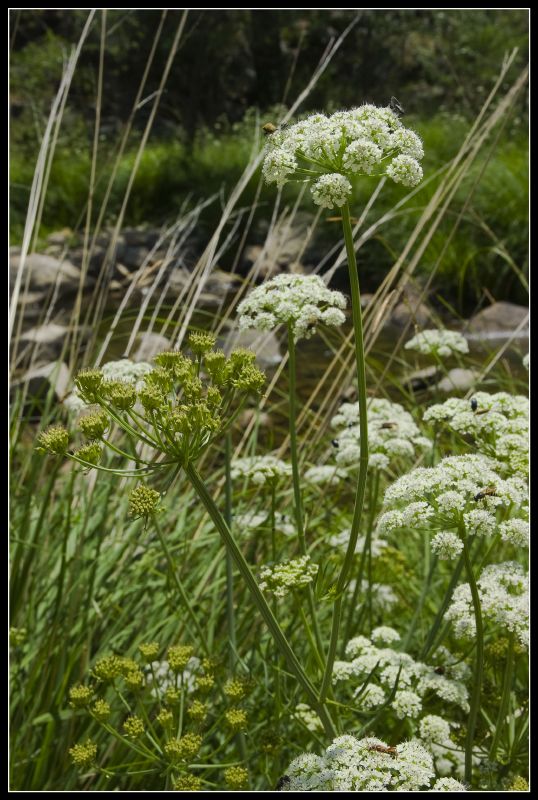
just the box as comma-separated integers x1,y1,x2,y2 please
320,202,369,700
461,528,484,784
287,325,326,666
489,632,515,761
185,461,337,738
224,432,237,670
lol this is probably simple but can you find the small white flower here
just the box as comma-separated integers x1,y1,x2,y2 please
405,329,469,357
311,173,352,208
386,154,423,187
259,555,318,598
237,273,346,341
230,455,292,486
431,531,463,560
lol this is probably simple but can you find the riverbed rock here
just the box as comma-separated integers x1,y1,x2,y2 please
10,252,83,294
133,332,172,362
467,301,529,334
12,360,71,401
434,368,479,393
219,325,282,367
404,365,441,392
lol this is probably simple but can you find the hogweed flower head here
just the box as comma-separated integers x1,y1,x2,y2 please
447,561,529,649
230,455,292,487
237,274,346,341
173,773,203,791
282,735,436,791
404,329,469,358
331,398,430,471
262,104,424,207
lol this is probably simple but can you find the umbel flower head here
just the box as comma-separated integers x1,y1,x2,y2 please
262,104,424,208
237,273,346,340
40,344,266,478
281,734,441,791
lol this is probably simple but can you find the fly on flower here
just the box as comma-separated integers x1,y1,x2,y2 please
389,96,405,116
368,743,398,757
262,122,278,135
473,486,498,502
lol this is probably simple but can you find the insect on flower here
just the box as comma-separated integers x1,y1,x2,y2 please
380,421,398,430
275,775,291,790
331,439,340,448
470,398,478,412
474,486,498,502
368,743,398,757
389,96,405,116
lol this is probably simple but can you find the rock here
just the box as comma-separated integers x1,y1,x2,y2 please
390,296,433,328
123,246,151,269
133,332,172,362
467,302,529,335
404,366,441,392
20,323,70,346
237,408,272,429
167,268,240,304
241,213,312,278
46,228,74,246
10,253,82,294
435,368,479,393
219,324,282,367
12,360,71,401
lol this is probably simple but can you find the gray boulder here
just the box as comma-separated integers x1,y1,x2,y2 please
467,302,529,336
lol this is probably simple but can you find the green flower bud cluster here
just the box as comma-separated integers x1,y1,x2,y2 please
187,700,208,723
36,424,69,455
69,684,94,708
224,707,248,732
74,442,102,466
123,715,145,739
138,641,160,662
69,739,97,770
129,485,161,519
78,409,110,440
168,644,194,672
164,733,202,763
224,766,249,789
223,678,249,704
92,699,111,721
9,627,27,647
173,772,203,791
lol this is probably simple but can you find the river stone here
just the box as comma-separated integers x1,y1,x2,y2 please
467,302,529,334
13,360,71,401
133,332,172,362
10,252,82,293
404,366,441,392
219,325,282,367
435,368,479,393
390,297,433,328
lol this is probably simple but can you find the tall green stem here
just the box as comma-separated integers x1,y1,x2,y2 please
462,531,484,785
287,326,326,666
185,462,337,738
320,202,369,700
224,433,237,670
489,632,515,761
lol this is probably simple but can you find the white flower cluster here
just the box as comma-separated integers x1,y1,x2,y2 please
418,714,471,780
303,464,347,486
446,561,529,648
404,329,469,358
262,104,424,209
377,454,528,541
233,511,295,537
282,735,440,792
333,634,469,716
237,274,346,340
230,455,292,486
259,555,318,598
63,358,153,415
331,398,430,471
346,578,398,611
294,703,324,733
431,531,464,560
424,392,529,478
327,528,388,557
147,656,201,698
